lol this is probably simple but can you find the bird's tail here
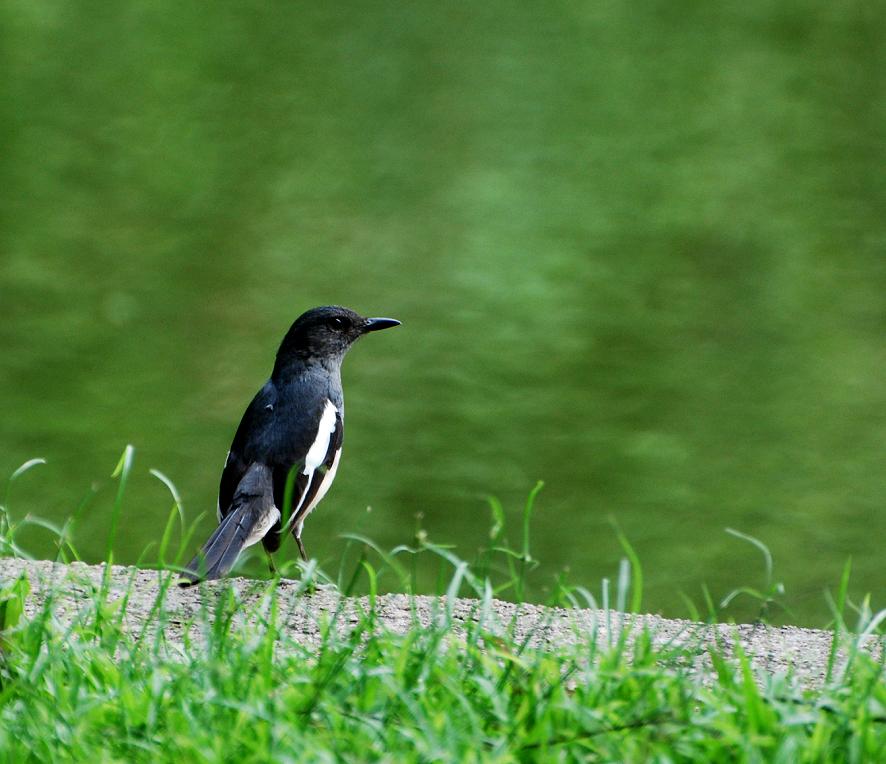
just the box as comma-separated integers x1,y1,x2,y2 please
179,463,275,586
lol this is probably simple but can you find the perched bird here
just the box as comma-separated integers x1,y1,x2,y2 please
180,305,400,585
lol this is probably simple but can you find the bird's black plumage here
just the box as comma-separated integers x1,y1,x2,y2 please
181,306,400,585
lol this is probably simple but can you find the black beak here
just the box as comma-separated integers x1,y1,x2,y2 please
362,317,401,333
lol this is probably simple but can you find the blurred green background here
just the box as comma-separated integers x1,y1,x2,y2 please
2,1,884,625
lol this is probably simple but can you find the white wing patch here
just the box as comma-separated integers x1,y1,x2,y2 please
293,447,342,538
285,400,340,529
304,400,338,475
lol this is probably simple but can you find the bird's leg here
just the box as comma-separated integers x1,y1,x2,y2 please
296,535,308,562
294,535,317,594
266,550,278,575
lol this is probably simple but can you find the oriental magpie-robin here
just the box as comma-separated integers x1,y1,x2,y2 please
180,305,400,585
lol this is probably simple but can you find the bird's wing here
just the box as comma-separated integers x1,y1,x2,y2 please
287,405,344,534
271,399,344,531
217,383,277,520
182,463,276,585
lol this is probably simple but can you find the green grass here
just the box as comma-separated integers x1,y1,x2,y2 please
1,452,885,761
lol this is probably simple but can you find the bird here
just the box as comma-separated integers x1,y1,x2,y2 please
179,305,400,585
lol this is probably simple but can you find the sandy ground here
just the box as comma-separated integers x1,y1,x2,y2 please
2,557,881,689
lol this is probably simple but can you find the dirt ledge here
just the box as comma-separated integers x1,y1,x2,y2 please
2,557,881,689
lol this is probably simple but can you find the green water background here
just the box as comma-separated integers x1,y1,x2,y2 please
2,1,884,624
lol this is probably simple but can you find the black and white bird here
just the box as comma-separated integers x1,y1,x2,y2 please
180,305,400,585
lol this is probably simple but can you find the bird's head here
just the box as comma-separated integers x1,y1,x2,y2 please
274,305,400,374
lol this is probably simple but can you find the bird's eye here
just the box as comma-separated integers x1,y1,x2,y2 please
329,317,347,331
